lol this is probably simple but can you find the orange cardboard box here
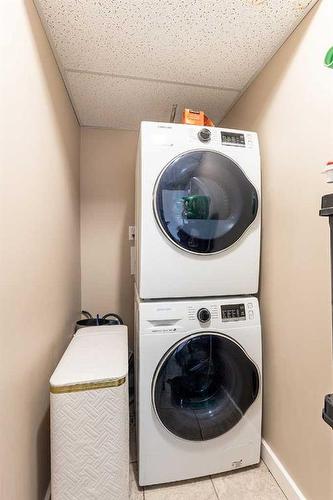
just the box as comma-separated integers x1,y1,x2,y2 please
182,108,214,127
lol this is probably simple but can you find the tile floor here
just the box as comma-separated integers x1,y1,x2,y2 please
129,420,286,500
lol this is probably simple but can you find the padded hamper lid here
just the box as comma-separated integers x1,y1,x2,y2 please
50,325,128,390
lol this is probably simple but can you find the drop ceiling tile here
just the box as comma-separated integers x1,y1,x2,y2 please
36,0,317,89
66,71,239,129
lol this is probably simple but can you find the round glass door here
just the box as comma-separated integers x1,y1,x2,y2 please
153,333,259,441
154,150,258,254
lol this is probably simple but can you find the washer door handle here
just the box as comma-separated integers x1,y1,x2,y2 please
252,193,258,218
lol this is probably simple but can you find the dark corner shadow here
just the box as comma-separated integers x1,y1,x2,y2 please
37,407,51,500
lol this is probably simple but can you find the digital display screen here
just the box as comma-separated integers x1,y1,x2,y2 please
221,131,245,146
221,304,246,321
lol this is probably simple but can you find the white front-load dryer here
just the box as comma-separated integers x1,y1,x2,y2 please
135,294,262,486
135,121,261,299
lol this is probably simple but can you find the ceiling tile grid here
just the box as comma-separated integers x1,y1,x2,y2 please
66,70,239,129
34,0,317,129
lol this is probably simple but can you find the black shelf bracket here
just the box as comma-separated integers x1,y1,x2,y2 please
319,194,333,430
322,394,333,429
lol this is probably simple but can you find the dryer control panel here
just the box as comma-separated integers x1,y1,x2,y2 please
221,131,245,147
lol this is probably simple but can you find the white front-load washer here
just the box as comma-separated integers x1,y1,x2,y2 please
135,294,262,486
135,121,261,299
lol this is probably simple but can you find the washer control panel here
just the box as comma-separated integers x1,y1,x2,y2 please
221,303,246,322
141,298,258,334
186,301,256,324
197,308,211,323
247,301,254,320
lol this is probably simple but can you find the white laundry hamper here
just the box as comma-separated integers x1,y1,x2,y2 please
50,325,129,500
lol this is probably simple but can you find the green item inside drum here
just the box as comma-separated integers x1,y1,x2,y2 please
324,47,333,68
183,195,210,220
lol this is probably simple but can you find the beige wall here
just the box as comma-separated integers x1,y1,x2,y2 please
1,1,81,499
4,1,331,498
223,1,333,498
80,128,138,343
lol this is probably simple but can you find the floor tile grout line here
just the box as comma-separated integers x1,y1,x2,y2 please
210,475,220,499
132,457,285,499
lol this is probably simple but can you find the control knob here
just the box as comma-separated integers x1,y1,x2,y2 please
198,128,211,142
197,308,211,323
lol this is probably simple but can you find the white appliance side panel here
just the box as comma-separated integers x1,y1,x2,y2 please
51,384,129,500
134,136,142,287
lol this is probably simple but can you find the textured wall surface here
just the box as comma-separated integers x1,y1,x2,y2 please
0,1,81,498
80,128,138,343
224,1,333,498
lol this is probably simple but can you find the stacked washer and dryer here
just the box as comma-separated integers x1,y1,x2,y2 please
134,121,262,486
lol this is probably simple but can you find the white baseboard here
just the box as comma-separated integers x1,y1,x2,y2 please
44,483,51,500
261,439,306,500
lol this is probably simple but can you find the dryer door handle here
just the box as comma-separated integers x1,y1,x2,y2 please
252,369,260,400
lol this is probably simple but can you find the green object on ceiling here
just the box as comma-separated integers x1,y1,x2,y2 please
324,47,333,68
